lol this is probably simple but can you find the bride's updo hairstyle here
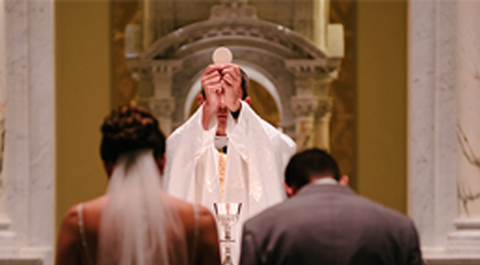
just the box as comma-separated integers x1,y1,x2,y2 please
100,104,165,164
98,105,187,265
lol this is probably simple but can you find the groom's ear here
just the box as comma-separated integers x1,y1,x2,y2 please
339,175,349,187
284,183,297,198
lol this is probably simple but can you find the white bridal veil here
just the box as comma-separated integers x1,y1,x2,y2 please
98,149,188,265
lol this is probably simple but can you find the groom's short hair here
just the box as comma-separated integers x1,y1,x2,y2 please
285,148,342,189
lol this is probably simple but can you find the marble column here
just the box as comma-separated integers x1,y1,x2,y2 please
409,1,480,263
446,1,480,259
149,61,181,135
287,60,335,151
455,2,480,220
313,97,332,151
142,0,154,50
125,23,142,59
312,72,335,151
291,94,318,150
0,0,7,224
288,62,318,150
0,0,55,264
129,60,154,108
313,0,329,50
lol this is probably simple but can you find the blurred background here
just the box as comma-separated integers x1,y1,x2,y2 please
56,0,407,233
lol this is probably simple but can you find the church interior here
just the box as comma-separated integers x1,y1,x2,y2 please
1,0,480,264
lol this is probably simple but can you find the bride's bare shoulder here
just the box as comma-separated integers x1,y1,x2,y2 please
160,194,221,264
61,196,106,221
163,195,215,224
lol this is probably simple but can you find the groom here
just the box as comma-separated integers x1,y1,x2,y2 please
240,148,423,265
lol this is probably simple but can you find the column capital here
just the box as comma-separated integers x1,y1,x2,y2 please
210,0,257,20
315,97,333,119
149,97,175,118
285,59,324,76
128,59,183,81
150,60,182,76
291,95,318,119
127,59,150,82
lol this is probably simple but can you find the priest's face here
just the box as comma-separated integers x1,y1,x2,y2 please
216,103,228,136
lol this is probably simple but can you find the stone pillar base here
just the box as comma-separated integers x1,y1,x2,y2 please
0,246,51,265
425,254,480,265
0,218,51,265
0,235,51,265
424,219,480,265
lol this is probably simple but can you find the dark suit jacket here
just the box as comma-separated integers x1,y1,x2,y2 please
240,184,423,265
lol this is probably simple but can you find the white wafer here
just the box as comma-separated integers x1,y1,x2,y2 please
212,47,233,64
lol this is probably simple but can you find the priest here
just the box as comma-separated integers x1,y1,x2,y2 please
163,62,296,258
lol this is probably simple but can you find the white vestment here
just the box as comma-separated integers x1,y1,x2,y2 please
164,101,296,260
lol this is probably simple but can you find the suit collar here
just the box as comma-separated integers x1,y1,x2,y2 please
295,183,356,197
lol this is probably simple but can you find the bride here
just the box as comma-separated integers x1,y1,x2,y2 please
55,104,220,265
